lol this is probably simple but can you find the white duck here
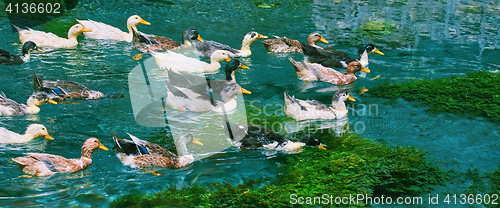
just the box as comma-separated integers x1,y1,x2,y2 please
0,124,54,143
77,15,151,42
152,50,231,73
284,90,356,120
0,92,57,116
14,24,91,49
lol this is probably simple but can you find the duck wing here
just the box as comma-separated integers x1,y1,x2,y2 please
127,133,176,157
26,153,74,173
76,19,125,40
0,93,25,114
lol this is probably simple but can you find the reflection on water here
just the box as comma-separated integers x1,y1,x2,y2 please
0,0,499,206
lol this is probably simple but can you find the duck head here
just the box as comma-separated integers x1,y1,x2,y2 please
346,61,370,74
27,124,54,140
127,15,151,28
307,32,329,46
68,24,92,39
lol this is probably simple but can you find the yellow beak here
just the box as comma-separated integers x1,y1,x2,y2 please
360,66,370,73
373,48,384,56
43,134,54,140
81,27,92,32
36,49,45,53
192,137,204,146
241,87,251,94
239,63,250,70
197,34,204,42
225,57,231,62
47,98,57,104
140,19,151,25
258,34,268,39
99,143,109,151
348,95,356,102
318,144,327,150
320,36,329,44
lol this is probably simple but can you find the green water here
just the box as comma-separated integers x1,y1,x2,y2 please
0,0,499,207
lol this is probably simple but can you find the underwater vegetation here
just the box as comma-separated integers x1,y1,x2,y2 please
110,130,444,207
369,71,500,124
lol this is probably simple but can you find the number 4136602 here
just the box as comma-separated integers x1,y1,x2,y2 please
5,3,61,14
444,194,498,204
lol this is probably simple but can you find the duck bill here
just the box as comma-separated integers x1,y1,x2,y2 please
258,34,268,39
140,19,151,25
320,37,329,44
81,27,92,32
43,134,54,140
197,34,204,42
192,137,204,146
47,98,57,104
36,49,45,53
225,57,231,62
318,144,327,150
241,87,251,94
361,66,370,73
348,95,356,102
99,143,109,151
239,63,250,70
373,48,384,55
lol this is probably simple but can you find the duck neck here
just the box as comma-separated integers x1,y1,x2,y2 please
331,99,348,116
174,138,189,156
25,97,41,114
226,70,236,83
127,25,138,36
20,53,30,62
209,59,222,70
67,32,79,45
21,129,38,142
81,145,96,162
239,39,255,56
344,72,358,84
358,51,369,67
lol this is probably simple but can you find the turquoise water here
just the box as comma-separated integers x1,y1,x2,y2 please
0,0,499,207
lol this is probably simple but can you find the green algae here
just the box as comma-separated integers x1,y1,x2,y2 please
110,131,443,207
369,71,500,124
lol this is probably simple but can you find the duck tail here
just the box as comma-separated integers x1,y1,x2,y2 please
11,24,23,32
111,132,124,153
132,27,152,45
33,71,43,91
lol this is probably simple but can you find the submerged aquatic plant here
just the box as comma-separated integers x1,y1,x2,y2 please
370,71,500,124
110,130,443,207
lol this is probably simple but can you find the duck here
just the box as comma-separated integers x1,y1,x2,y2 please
0,92,57,116
131,27,180,53
261,32,329,53
164,59,251,112
284,90,355,121
302,43,384,68
289,57,370,85
11,137,108,176
0,124,54,143
0,41,44,65
152,50,231,73
112,132,203,169
236,125,323,152
13,24,92,49
188,30,267,58
33,71,104,101
77,15,151,42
